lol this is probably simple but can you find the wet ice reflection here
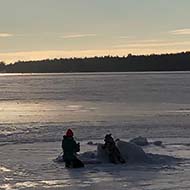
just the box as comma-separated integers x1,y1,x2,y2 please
0,166,11,172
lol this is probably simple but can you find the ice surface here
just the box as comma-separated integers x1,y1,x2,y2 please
0,140,190,190
1,72,190,189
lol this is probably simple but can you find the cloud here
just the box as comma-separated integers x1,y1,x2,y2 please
0,33,13,37
61,33,96,39
169,29,190,35
118,36,135,39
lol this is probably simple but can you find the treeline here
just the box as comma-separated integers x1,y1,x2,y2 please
1,52,190,73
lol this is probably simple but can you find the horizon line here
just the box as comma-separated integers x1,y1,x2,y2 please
1,51,189,65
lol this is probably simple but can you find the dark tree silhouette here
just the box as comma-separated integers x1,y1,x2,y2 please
0,62,6,72
2,51,190,73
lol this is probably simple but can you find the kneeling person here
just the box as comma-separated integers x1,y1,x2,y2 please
62,129,84,168
102,134,125,164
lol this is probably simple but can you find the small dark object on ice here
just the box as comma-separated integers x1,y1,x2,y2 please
153,141,163,146
87,141,94,145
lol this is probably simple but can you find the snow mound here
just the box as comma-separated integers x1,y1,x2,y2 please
97,140,181,164
55,140,181,165
129,136,163,147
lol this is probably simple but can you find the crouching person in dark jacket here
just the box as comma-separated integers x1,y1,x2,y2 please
62,129,84,168
102,134,126,164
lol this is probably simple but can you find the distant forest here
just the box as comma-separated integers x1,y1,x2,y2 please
0,52,190,73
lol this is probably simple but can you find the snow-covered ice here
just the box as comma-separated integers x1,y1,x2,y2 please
0,72,190,189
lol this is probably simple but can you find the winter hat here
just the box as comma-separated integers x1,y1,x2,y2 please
66,129,73,137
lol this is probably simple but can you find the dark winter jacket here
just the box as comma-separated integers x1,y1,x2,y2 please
102,134,116,154
62,135,80,161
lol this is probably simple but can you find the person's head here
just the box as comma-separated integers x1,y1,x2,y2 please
104,134,114,142
66,129,74,137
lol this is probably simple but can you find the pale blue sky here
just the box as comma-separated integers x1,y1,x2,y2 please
0,0,190,63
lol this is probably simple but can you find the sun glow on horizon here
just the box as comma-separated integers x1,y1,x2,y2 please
0,48,189,64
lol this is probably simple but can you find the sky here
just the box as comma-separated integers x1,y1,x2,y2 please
0,0,190,63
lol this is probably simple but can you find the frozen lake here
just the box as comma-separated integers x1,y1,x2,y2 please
0,72,190,189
